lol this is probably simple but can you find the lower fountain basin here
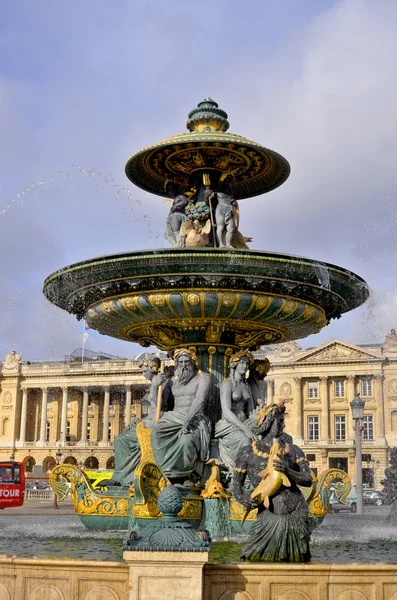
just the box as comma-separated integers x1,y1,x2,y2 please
43,248,368,350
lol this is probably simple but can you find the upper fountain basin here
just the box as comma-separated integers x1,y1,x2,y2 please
43,249,368,351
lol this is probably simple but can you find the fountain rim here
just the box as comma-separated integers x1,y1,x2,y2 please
43,247,368,289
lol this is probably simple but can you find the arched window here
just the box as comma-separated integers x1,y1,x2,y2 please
64,456,77,465
23,456,36,473
42,456,56,473
106,456,115,469
391,411,397,432
45,421,50,442
84,456,99,469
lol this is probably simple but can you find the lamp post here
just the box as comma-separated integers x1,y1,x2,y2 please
350,393,365,514
52,446,63,509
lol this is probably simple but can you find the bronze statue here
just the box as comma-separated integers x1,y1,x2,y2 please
151,348,211,483
164,181,189,248
214,351,259,476
234,402,312,562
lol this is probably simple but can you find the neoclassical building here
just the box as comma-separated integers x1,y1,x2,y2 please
1,330,397,488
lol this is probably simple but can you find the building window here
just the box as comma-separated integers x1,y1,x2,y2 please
335,380,345,397
45,421,50,442
363,415,374,440
307,416,319,441
311,467,318,477
334,415,346,440
361,378,373,397
87,422,91,441
108,423,112,441
308,382,318,398
306,454,316,462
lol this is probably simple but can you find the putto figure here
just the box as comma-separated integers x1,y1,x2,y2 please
151,347,211,483
164,181,190,248
234,402,312,562
210,174,237,248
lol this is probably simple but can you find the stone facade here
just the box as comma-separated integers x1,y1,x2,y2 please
260,331,397,489
1,330,397,488
0,354,149,472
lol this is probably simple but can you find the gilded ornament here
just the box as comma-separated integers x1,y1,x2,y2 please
283,300,298,314
151,294,166,307
201,463,231,499
223,293,236,307
173,347,199,368
121,297,137,310
229,498,257,521
229,349,254,365
49,464,132,517
136,422,155,463
187,292,200,306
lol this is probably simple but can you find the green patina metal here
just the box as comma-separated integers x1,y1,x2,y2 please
45,98,369,560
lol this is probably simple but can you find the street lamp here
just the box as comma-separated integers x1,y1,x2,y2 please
52,446,63,510
350,393,365,514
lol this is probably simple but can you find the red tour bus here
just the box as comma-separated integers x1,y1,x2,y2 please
0,461,25,508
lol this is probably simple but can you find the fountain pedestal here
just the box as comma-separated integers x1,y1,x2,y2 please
123,551,209,600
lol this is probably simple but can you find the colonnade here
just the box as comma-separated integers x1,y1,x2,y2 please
17,384,138,447
268,374,385,443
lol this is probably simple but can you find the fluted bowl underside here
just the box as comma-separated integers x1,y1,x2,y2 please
43,249,369,351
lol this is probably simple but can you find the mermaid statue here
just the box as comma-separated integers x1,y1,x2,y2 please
233,402,313,562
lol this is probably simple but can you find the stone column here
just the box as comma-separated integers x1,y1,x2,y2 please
266,378,274,405
102,386,110,443
374,374,385,440
60,387,68,445
39,387,48,444
19,387,28,445
124,551,209,600
293,377,303,443
125,385,132,427
320,376,329,442
80,388,89,444
347,376,356,441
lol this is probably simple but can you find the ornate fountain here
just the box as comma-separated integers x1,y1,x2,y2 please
44,99,367,546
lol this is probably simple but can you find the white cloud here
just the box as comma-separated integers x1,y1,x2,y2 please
1,0,397,358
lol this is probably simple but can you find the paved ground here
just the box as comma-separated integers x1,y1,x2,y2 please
2,497,75,515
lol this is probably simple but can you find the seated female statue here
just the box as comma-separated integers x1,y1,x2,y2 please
214,351,259,474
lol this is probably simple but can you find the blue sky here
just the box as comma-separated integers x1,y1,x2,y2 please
1,0,397,360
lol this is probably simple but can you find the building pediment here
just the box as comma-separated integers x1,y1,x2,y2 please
295,340,381,364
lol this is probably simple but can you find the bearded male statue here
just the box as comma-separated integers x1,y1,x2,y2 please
151,348,211,483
